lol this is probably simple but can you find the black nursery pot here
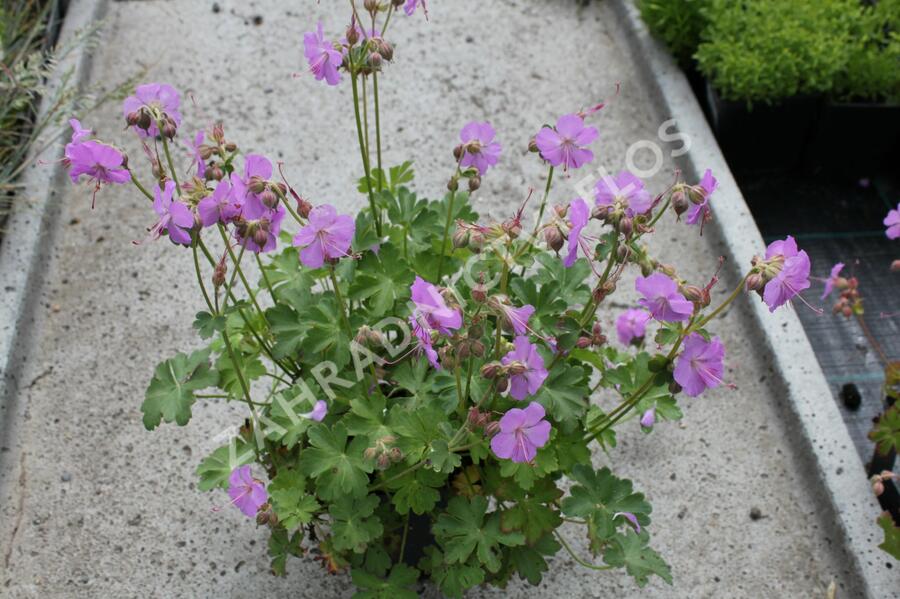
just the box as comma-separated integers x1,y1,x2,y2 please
802,100,900,177
704,81,820,175
400,511,436,568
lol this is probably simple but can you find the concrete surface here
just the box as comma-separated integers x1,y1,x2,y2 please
0,0,885,597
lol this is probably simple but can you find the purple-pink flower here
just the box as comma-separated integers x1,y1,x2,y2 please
69,118,91,143
304,22,342,86
301,400,328,422
149,181,193,245
502,336,549,401
500,302,535,336
820,262,845,300
762,236,811,312
198,179,239,227
236,195,285,253
490,401,551,463
292,204,355,268
685,169,717,227
594,171,652,217
227,465,267,518
410,316,441,369
639,408,655,430
616,308,651,345
65,140,130,187
122,83,182,138
534,114,598,171
410,276,462,335
458,121,501,176
189,131,206,179
636,273,693,322
230,154,273,206
404,0,428,17
885,203,900,240
563,198,590,268
673,333,725,397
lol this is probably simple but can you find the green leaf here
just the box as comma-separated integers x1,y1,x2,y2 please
266,304,310,359
298,423,373,501
214,349,265,398
500,479,563,545
877,512,900,561
141,348,218,430
269,469,320,530
508,533,560,585
433,496,525,573
349,246,412,318
358,161,415,195
602,531,672,587
533,252,592,305
302,299,351,370
329,493,384,554
418,546,485,599
351,564,420,599
389,405,446,463
428,439,462,473
509,277,566,333
264,384,320,448
869,404,900,457
193,311,226,340
534,362,589,423
389,468,446,515
498,438,558,490
344,394,392,443
196,437,254,491
561,464,653,554
268,527,304,576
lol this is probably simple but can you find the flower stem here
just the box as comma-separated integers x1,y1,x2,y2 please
398,513,410,563
436,188,457,280
159,134,181,195
192,237,214,313
373,71,384,193
255,253,275,297
554,531,614,571
217,225,265,316
533,165,554,234
329,265,352,335
129,171,154,201
351,72,382,236
695,273,749,329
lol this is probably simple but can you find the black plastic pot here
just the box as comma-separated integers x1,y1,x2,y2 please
868,396,899,523
400,511,436,568
704,81,820,175
802,100,900,177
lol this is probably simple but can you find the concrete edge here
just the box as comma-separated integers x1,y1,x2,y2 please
0,0,109,463
610,0,894,595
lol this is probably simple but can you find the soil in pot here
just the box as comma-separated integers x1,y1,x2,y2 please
704,81,820,175
802,100,900,177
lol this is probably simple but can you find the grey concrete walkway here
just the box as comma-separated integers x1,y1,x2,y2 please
0,0,864,597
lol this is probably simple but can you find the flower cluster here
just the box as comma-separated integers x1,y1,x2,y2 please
64,4,826,596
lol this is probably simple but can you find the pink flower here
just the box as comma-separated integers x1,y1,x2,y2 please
459,121,501,176
885,203,900,240
404,0,427,17
636,273,693,322
616,308,650,345
65,140,130,187
685,169,717,227
594,171,652,217
235,195,285,254
820,262,845,300
198,179,239,227
490,402,551,463
304,22,342,86
501,303,535,336
292,204,355,268
227,465,267,518
149,181,193,245
410,276,462,335
762,236,811,312
639,408,655,430
230,154,273,207
534,114,598,171
501,336,548,401
188,131,206,179
301,400,328,422
564,198,590,268
410,316,441,369
673,333,725,397
122,83,182,138
68,118,91,143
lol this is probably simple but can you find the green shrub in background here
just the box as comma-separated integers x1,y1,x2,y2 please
637,0,709,67
834,0,900,103
695,0,857,106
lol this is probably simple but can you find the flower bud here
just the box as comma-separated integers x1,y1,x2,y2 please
453,144,464,161
468,175,481,192
137,108,153,131
745,273,764,292
891,260,900,273
368,51,383,68
671,189,688,215
668,381,681,395
528,138,539,153
364,446,378,460
297,197,313,218
544,225,564,252
470,340,486,357
506,360,527,376
253,227,269,247
681,284,709,306
364,0,379,13
873,479,885,496
248,176,267,195
481,362,502,379
447,176,459,192
224,142,238,152
389,447,403,462
469,229,485,253
640,408,656,430
619,216,633,238
452,226,470,249
591,204,610,221
554,204,569,218
375,39,393,61
260,188,278,209
502,218,521,239
199,145,216,160
495,377,509,393
616,244,630,262
376,453,392,470
575,336,591,349
484,420,501,436
212,261,227,288
160,118,178,140
471,283,487,303
126,111,141,127
212,123,226,144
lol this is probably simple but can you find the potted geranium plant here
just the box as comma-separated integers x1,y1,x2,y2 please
61,1,818,595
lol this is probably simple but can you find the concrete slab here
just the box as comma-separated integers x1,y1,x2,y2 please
0,0,884,597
